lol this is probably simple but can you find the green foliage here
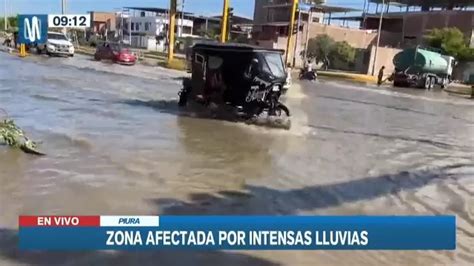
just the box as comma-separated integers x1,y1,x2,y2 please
231,34,250,44
305,34,356,69
306,34,334,63
330,41,356,66
425,27,474,61
0,16,18,32
199,28,220,40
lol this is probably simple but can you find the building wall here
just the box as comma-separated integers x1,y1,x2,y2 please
453,61,474,83
307,23,376,49
402,11,474,46
129,16,193,36
253,0,323,24
306,23,403,49
366,11,474,48
90,12,117,33
365,46,402,76
253,21,403,69
253,0,267,25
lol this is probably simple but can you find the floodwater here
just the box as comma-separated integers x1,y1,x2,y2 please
0,53,473,265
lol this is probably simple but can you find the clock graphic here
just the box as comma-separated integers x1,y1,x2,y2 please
49,14,90,28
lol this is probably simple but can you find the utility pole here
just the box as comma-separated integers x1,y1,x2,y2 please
220,0,230,43
4,0,7,31
292,7,301,67
371,0,384,76
121,12,124,43
167,0,177,63
179,0,185,37
61,0,66,14
303,9,312,64
61,0,67,35
285,0,298,66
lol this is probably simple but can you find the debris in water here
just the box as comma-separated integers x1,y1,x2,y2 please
0,109,45,155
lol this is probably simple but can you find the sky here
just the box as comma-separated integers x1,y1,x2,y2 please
4,0,368,19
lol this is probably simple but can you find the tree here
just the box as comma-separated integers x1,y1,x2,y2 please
305,34,356,70
425,27,474,61
330,41,356,67
0,16,18,31
306,34,334,65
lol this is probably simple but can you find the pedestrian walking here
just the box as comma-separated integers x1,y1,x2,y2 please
377,66,385,86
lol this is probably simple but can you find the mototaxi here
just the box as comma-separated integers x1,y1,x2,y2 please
178,43,291,121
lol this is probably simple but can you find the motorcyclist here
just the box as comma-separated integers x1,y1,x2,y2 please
300,60,316,80
306,60,313,73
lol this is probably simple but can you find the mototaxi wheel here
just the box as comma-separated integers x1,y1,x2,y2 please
276,103,290,117
178,78,192,107
269,103,290,117
178,89,189,107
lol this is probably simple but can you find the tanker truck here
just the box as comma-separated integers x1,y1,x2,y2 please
392,46,456,89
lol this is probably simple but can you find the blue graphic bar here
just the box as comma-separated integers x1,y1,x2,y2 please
19,216,456,250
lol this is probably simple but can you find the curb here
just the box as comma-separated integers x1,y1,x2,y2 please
0,45,14,54
317,71,377,83
75,49,94,56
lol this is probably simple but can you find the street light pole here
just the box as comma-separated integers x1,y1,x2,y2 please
168,0,177,63
285,0,298,66
4,0,7,31
371,0,384,76
220,0,230,43
303,9,312,64
180,0,185,37
121,10,124,43
61,0,66,14
292,8,301,67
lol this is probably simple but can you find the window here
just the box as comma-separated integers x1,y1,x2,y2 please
131,22,135,31
195,53,204,64
141,11,146,17
145,22,150,31
279,27,285,35
262,53,285,78
136,23,140,31
47,33,67,40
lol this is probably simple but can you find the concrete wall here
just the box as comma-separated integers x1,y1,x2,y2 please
365,11,474,48
307,24,376,49
453,61,474,83
403,11,474,47
253,21,403,69
129,16,193,36
365,46,402,76
91,12,117,33
306,23,402,49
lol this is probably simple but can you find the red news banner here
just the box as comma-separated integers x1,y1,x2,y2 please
20,216,101,226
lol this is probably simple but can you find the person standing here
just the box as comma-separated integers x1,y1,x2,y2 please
377,66,385,86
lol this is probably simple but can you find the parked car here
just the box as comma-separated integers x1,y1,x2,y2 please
94,42,137,65
37,32,75,57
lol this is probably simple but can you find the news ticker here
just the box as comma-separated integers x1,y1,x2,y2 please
19,215,455,250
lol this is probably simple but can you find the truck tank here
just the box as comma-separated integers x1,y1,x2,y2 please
393,48,449,75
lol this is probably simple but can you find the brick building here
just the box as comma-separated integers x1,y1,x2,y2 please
251,0,359,67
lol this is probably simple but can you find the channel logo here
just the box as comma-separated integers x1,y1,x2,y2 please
18,15,48,44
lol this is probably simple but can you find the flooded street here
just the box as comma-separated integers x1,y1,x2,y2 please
1,52,473,265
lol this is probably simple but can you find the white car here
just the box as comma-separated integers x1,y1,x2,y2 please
37,32,75,57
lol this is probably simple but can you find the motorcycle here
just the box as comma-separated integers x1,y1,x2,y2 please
299,69,317,81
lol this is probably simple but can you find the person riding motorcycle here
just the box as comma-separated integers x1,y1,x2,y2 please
306,60,313,72
300,60,317,80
